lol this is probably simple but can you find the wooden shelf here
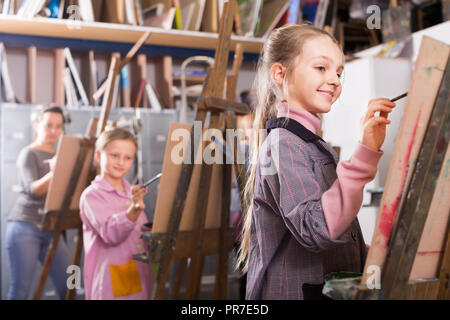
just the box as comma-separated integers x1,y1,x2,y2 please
0,15,263,59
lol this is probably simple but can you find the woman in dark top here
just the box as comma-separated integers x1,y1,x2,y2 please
5,105,71,300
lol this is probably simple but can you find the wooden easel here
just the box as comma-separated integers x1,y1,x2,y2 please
33,131,96,300
135,0,249,300
33,31,152,300
357,36,449,300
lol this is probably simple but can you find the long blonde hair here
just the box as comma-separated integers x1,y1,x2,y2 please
236,24,340,273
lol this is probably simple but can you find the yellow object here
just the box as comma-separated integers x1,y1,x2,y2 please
109,259,142,298
174,6,182,30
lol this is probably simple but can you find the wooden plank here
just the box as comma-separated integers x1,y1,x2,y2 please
88,50,96,106
0,15,264,54
153,56,173,109
66,227,84,299
362,36,450,285
407,279,440,300
185,114,222,299
215,116,233,300
174,230,233,257
43,136,94,213
85,118,98,137
118,32,151,70
203,96,249,115
437,225,450,299
201,0,218,33
381,57,449,299
137,54,148,108
40,209,82,231
170,258,187,299
200,0,235,100
226,43,244,101
410,144,450,280
53,48,65,105
93,32,151,105
27,46,36,104
96,55,119,136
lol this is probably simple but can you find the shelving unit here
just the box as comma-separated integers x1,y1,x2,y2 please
0,15,263,60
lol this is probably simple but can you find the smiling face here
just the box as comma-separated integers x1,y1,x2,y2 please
283,35,344,114
96,139,136,183
34,112,64,145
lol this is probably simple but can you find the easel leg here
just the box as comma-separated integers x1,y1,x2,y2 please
154,255,174,300
33,231,64,300
438,222,450,300
215,145,233,299
65,227,83,300
170,258,188,299
185,255,205,299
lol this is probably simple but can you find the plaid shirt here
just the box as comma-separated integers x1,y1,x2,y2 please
246,123,367,300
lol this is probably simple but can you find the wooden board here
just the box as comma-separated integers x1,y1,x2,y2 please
362,36,450,284
152,122,222,232
255,0,289,38
201,0,218,33
104,0,125,24
153,56,173,109
141,0,172,11
44,136,93,211
410,145,450,279
53,48,65,105
0,15,264,54
380,58,449,298
27,46,36,104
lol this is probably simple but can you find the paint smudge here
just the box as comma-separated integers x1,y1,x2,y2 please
379,195,400,239
417,250,443,256
436,137,447,154
445,159,450,180
378,111,422,246
425,66,445,77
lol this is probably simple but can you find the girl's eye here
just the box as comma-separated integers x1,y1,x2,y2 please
337,73,342,79
316,66,325,72
110,154,118,158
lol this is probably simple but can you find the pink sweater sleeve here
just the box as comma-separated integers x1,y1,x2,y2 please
80,191,137,245
321,143,383,240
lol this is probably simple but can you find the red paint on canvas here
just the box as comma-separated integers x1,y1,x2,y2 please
379,195,400,239
378,111,422,245
417,250,443,256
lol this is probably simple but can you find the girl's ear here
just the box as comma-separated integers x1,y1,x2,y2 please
270,63,286,86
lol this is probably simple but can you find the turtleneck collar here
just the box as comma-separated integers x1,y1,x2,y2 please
276,102,321,134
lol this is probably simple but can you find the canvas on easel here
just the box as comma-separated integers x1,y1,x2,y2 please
34,134,95,300
152,124,223,233
359,36,450,300
40,136,94,231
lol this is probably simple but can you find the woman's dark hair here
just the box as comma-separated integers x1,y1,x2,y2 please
30,105,67,124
